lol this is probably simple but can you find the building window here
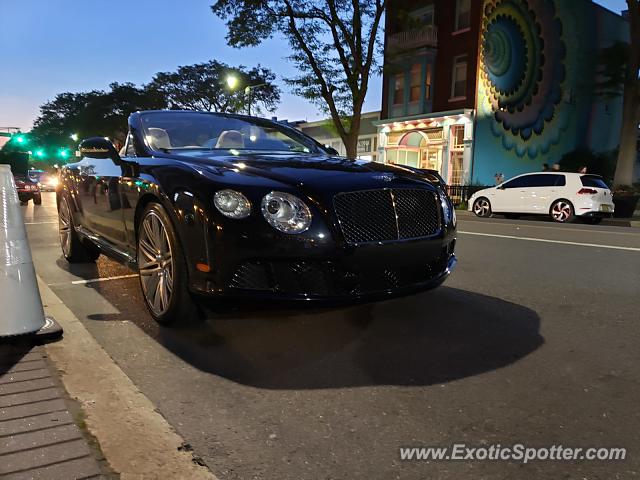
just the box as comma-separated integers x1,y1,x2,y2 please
452,125,465,148
451,55,467,99
410,5,434,26
425,63,432,100
409,64,421,102
393,74,405,105
455,0,471,31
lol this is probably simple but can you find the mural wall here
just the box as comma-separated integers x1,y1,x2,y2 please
473,0,628,184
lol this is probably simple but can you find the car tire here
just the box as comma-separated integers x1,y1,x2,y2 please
137,202,199,326
550,199,575,223
58,196,101,262
33,195,42,205
472,197,492,217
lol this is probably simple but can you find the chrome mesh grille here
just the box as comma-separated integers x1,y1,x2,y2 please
394,188,441,239
334,189,440,245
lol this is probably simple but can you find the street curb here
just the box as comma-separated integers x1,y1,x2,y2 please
37,275,218,480
455,208,640,227
601,219,640,228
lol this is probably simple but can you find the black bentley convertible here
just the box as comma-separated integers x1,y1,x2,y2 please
57,110,457,324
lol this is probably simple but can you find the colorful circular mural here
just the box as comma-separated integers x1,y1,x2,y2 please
479,0,567,157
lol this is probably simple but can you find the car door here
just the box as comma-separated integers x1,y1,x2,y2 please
490,175,532,212
75,151,128,246
518,174,565,213
118,133,142,252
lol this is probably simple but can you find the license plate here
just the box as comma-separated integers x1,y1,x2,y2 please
600,204,612,212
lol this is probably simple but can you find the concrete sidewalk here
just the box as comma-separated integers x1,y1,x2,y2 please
0,341,109,479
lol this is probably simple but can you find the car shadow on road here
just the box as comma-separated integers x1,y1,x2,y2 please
85,284,544,389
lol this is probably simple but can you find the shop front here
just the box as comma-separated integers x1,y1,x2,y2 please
376,109,474,186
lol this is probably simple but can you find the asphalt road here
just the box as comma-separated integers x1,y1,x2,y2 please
24,192,640,480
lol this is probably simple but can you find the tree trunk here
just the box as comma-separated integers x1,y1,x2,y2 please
342,109,363,160
613,86,639,186
343,132,359,159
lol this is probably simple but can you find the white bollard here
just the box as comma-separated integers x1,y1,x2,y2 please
0,164,61,338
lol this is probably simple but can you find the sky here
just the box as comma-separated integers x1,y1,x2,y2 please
0,0,630,132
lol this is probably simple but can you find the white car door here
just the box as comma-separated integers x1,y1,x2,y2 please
491,175,533,213
518,174,566,213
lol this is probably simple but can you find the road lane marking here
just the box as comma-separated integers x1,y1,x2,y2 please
48,274,139,287
458,231,640,252
24,221,58,225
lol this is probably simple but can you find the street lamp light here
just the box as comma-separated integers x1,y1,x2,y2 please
70,133,79,142
226,75,239,90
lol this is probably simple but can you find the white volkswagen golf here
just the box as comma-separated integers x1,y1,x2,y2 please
468,172,614,224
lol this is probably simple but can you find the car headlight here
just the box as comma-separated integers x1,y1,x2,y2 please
214,189,251,219
261,191,312,234
441,195,455,227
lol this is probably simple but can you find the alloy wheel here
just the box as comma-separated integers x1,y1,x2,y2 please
474,198,491,217
138,211,174,316
551,201,572,222
58,199,72,257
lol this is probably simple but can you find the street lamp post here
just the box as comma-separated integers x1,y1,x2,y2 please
225,74,266,116
244,83,266,116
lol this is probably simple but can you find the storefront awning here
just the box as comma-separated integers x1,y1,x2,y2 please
374,109,474,128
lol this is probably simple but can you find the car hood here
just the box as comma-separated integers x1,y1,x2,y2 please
170,151,438,195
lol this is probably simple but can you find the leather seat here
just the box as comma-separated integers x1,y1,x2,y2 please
215,130,244,149
146,128,172,151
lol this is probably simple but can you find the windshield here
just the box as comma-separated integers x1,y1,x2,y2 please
140,111,320,154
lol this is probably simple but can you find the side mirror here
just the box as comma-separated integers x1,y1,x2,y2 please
78,137,121,163
324,145,339,156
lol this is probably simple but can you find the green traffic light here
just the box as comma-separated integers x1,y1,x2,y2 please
35,149,45,158
15,135,26,144
59,148,69,159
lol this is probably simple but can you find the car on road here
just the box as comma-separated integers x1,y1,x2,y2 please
38,173,59,192
14,173,42,205
57,110,457,324
468,172,614,224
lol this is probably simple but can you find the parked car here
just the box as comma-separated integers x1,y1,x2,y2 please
468,172,614,224
14,174,42,205
57,110,457,325
38,173,59,192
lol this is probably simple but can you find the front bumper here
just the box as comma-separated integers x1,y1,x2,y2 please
189,230,457,302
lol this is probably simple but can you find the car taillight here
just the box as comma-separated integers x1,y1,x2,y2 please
577,188,598,195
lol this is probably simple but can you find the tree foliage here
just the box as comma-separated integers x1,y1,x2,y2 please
211,0,386,158
27,59,279,151
31,83,165,146
148,60,280,115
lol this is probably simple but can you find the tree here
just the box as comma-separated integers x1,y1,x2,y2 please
211,0,386,159
30,91,95,148
31,83,166,146
612,1,640,186
148,60,280,115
